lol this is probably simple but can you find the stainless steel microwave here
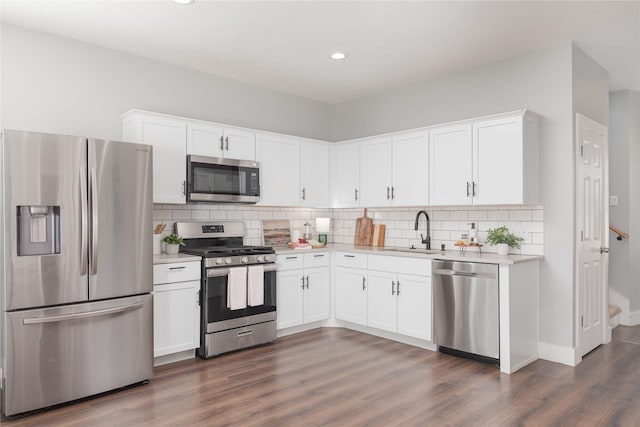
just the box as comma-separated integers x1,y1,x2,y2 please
187,155,260,204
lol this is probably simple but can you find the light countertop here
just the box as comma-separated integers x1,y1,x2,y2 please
153,253,202,264
275,243,541,265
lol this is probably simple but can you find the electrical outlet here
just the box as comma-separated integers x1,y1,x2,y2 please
610,195,619,207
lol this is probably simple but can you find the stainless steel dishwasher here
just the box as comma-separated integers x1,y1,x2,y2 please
432,260,499,361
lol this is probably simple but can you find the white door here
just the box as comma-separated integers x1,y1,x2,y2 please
301,142,329,207
576,113,609,357
256,135,300,206
334,142,360,207
392,131,429,206
140,116,187,204
303,267,330,323
473,116,524,205
359,136,392,206
276,270,304,329
397,274,431,340
153,281,200,357
429,123,472,206
224,127,255,161
335,267,368,326
367,271,397,333
186,121,223,158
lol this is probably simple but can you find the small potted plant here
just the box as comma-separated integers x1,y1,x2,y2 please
161,233,185,255
485,226,524,255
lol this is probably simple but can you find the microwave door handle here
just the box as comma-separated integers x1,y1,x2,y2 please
90,167,98,275
80,168,88,275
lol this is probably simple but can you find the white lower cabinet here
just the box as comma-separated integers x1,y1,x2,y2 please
367,255,432,341
152,261,201,359
334,252,368,326
276,252,330,329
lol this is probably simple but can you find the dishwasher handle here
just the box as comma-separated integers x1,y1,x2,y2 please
433,269,478,278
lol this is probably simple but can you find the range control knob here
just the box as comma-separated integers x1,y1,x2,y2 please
241,256,249,263
225,257,232,265
256,255,264,262
215,258,224,265
263,255,271,262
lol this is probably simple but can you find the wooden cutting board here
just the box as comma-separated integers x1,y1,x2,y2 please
372,224,386,247
354,208,373,246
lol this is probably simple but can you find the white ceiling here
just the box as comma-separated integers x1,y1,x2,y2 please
2,1,639,104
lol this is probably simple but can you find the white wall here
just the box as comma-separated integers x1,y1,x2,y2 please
609,90,640,317
332,43,576,350
0,24,332,141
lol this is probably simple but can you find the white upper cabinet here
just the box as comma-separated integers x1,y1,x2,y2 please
300,141,330,207
256,134,301,206
333,142,360,208
429,111,538,206
429,123,473,206
359,136,393,206
122,110,187,204
392,131,429,206
186,120,255,161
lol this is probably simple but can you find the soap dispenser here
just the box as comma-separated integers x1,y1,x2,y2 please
468,222,478,243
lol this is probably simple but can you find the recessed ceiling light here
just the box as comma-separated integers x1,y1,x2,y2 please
173,0,195,4
330,52,348,61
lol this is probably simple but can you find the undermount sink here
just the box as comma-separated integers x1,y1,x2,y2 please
384,247,444,255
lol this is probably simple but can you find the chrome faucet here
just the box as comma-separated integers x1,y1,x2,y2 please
414,210,431,250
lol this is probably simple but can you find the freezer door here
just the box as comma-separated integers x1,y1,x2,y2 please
88,139,153,300
2,130,88,310
2,294,153,417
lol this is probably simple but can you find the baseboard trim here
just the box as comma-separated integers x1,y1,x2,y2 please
620,310,640,326
153,349,195,367
538,342,580,366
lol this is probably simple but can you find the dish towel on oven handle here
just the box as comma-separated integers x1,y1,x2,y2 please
247,265,265,306
227,266,248,310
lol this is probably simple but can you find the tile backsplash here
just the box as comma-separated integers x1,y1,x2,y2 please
153,205,543,256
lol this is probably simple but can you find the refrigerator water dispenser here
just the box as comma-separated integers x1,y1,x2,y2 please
17,205,61,256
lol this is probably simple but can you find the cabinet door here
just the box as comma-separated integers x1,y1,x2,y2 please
473,116,523,205
333,142,360,208
300,142,329,207
153,280,200,357
187,121,223,158
367,270,397,333
224,127,256,161
304,267,330,323
139,115,187,204
359,137,392,206
335,267,367,326
397,274,431,341
429,123,472,206
256,135,300,206
392,131,429,206
276,269,304,329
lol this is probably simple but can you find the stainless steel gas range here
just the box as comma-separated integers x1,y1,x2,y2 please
176,222,276,358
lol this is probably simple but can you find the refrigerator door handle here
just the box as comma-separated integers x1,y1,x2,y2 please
80,168,88,275
90,167,99,275
23,302,144,325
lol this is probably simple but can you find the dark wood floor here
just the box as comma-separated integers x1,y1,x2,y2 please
5,326,640,426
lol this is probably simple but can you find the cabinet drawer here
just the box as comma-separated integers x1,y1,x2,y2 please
276,254,304,270
153,261,201,285
335,252,367,269
304,251,330,268
368,255,431,276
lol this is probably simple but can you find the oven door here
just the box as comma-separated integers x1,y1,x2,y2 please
203,264,277,331
187,155,260,203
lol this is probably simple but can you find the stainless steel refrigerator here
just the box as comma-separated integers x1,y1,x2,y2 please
1,130,153,417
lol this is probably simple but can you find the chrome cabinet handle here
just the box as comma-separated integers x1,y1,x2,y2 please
24,302,143,325
80,168,88,275
344,255,355,258
362,277,366,290
286,256,299,260
355,188,358,201
397,281,400,295
302,188,306,201
391,281,395,295
219,136,224,151
182,180,186,195
466,181,471,197
301,276,305,289
391,186,395,199
225,136,229,151
305,276,309,289
90,167,98,275
387,186,390,200
472,181,477,197
313,254,325,258
169,266,186,270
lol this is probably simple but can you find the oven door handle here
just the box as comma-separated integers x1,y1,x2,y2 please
207,263,277,277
